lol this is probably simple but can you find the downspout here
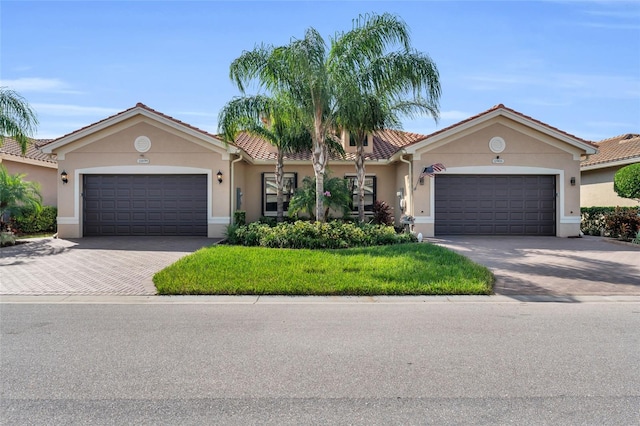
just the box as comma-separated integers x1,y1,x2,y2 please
399,152,412,217
230,154,243,220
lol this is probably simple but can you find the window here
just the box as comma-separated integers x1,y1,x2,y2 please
262,172,297,216
346,175,376,213
349,133,368,147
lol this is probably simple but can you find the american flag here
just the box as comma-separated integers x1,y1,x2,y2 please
419,163,446,178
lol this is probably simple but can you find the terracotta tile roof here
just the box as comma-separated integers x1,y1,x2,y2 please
38,103,225,148
581,133,640,168
405,103,598,149
0,137,56,164
233,128,428,162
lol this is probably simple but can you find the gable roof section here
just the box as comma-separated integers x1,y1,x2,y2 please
0,137,57,167
581,133,640,170
39,103,233,154
402,104,598,155
233,128,428,163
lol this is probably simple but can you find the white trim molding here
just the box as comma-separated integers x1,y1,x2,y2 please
209,217,231,224
57,217,79,225
413,216,434,224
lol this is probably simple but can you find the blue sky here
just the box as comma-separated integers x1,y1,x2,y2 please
1,0,639,141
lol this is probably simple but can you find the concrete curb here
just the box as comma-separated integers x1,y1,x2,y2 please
1,294,639,304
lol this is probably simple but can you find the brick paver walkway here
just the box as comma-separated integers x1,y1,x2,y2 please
0,237,216,295
432,236,640,296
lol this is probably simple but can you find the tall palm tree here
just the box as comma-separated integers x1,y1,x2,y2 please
0,165,42,228
0,87,39,155
229,13,440,222
230,32,331,221
218,94,311,222
332,14,441,222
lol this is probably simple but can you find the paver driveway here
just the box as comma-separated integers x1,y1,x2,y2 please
432,236,640,296
0,237,217,295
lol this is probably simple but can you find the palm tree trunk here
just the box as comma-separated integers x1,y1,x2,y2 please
312,112,327,222
356,142,366,222
275,151,285,223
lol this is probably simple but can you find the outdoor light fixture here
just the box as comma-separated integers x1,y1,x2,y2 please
570,177,576,186
61,170,68,184
217,170,223,184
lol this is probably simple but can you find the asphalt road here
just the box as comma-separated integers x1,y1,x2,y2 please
2,300,639,425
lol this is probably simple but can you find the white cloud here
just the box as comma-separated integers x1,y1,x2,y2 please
0,77,83,94
464,72,640,100
32,103,121,116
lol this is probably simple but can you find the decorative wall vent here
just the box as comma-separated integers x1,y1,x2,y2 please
134,136,151,153
489,136,506,153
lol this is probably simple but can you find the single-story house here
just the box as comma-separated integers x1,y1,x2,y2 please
1,137,58,206
580,134,640,207
38,103,598,239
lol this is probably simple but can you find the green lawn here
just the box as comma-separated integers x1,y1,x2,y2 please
153,243,494,296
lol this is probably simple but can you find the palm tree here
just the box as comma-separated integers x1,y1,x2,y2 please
332,14,441,222
218,94,311,222
0,165,42,229
229,13,440,222
0,87,39,155
230,32,331,221
288,174,352,220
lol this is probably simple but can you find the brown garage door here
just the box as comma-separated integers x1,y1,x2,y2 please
83,174,207,236
435,175,556,235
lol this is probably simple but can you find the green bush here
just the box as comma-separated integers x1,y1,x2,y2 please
225,220,417,249
581,206,639,240
10,206,57,234
233,210,246,226
614,163,640,200
1,231,16,247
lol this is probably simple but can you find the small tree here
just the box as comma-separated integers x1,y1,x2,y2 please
0,165,42,230
288,174,351,220
614,163,640,201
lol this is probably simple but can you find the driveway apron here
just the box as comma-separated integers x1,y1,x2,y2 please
431,236,640,296
0,237,216,296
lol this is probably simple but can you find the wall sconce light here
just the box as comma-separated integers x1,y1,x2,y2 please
217,170,223,184
61,170,68,184
570,177,576,186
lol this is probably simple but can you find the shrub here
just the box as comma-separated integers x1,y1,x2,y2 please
233,211,246,226
604,207,640,241
1,231,16,247
580,207,638,236
10,206,57,235
225,220,417,249
371,200,394,226
614,163,640,200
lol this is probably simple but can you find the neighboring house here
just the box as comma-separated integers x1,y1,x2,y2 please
38,103,597,239
0,137,58,206
580,134,640,207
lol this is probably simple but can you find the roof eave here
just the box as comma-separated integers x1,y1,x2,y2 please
581,156,640,171
403,107,597,155
41,105,230,153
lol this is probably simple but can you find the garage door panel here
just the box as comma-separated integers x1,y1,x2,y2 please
84,174,207,236
435,175,556,236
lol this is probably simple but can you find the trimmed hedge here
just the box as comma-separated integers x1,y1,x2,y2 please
581,206,639,240
225,220,417,249
10,206,57,234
